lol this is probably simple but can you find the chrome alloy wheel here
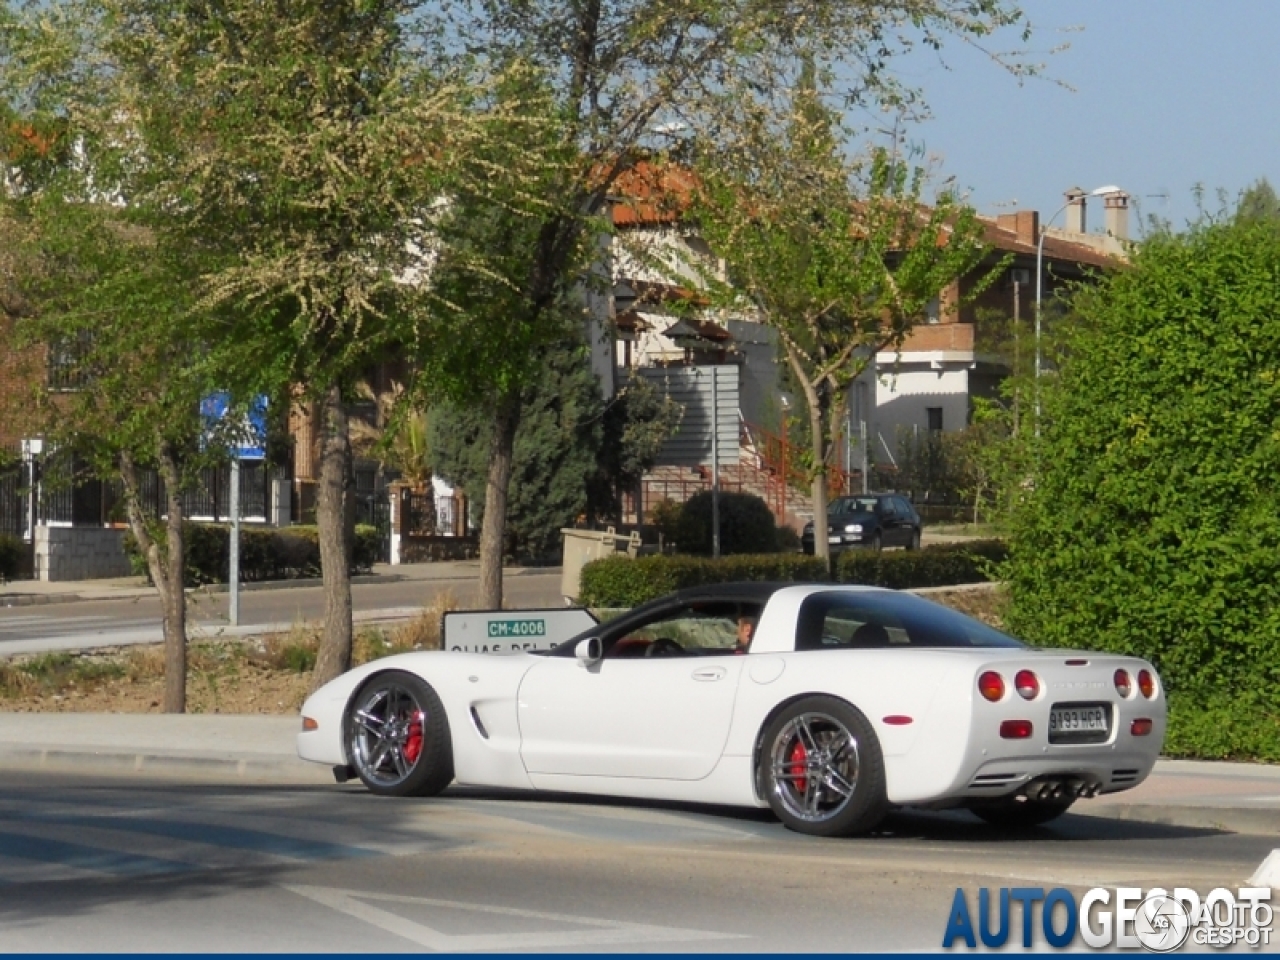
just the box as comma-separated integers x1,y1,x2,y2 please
348,681,427,789
769,712,861,823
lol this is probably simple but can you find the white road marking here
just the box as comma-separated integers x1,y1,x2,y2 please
1251,849,1280,889
281,883,745,952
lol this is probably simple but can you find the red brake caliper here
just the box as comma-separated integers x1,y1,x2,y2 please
788,739,808,794
404,710,425,764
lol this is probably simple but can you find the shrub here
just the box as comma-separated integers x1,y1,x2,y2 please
674,490,779,555
836,539,1008,589
0,534,23,580
579,552,828,607
1003,220,1280,760
648,498,683,547
124,522,383,585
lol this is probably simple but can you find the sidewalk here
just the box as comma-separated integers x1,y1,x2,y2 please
0,560,557,608
1,711,1276,839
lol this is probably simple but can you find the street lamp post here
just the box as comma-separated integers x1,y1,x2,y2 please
1034,185,1121,433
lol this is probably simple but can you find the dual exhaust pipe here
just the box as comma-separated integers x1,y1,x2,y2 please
1023,777,1101,802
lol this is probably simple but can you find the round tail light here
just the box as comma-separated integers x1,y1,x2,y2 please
1014,669,1040,700
978,671,1005,702
1113,669,1132,698
1138,669,1155,698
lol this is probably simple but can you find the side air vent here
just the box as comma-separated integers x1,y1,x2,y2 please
470,706,490,740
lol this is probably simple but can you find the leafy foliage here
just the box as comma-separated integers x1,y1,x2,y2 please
586,373,683,524
689,70,993,559
579,540,1007,607
673,490,780,556
124,523,382,585
579,553,830,608
430,337,604,560
1004,220,1280,759
837,539,1008,589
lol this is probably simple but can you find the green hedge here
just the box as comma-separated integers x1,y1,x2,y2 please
0,534,22,580
579,540,1009,607
836,539,1008,589
125,522,382,586
579,553,829,607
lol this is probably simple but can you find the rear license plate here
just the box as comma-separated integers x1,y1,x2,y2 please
1049,702,1111,744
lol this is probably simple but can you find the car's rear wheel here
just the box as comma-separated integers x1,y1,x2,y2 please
345,671,453,797
969,795,1074,828
759,696,887,837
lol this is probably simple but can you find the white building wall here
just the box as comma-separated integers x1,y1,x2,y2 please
870,363,970,462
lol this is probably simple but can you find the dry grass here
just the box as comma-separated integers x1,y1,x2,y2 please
0,590,463,714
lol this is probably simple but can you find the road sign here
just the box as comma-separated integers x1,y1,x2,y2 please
442,608,598,654
200,392,268,460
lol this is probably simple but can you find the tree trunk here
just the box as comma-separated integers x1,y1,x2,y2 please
807,396,830,565
477,394,520,609
311,382,354,690
120,448,187,713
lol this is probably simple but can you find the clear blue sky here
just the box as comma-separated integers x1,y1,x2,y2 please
889,0,1276,236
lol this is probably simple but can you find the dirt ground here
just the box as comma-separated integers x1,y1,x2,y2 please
0,585,1006,715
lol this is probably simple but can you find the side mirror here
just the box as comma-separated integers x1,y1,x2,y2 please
575,636,602,667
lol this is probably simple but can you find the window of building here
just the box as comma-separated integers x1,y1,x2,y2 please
926,407,943,432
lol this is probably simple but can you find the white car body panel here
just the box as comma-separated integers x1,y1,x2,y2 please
297,585,1166,812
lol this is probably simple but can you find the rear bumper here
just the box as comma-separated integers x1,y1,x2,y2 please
956,750,1157,801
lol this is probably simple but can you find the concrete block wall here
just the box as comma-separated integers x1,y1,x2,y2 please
35,526,132,581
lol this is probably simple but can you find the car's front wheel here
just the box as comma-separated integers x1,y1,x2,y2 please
345,671,453,797
969,795,1074,828
759,696,888,837
907,529,921,550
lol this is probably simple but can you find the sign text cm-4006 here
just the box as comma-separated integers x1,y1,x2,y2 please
487,619,547,638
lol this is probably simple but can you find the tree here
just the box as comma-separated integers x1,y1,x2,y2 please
0,0,498,689
1236,178,1280,225
586,372,683,526
690,74,990,561
435,0,1033,604
429,334,605,560
1004,219,1280,760
0,188,236,712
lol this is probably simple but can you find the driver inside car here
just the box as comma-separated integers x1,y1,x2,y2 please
735,615,756,654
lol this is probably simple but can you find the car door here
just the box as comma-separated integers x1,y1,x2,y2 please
894,496,920,543
516,610,745,781
876,496,905,546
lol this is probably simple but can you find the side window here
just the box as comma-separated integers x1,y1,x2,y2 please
895,496,915,520
813,604,910,649
605,605,753,658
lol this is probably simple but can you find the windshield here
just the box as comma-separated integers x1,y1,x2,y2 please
830,497,879,515
796,590,1025,650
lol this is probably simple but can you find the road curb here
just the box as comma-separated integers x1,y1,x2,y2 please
1,746,330,782
1078,802,1280,836
0,572,406,608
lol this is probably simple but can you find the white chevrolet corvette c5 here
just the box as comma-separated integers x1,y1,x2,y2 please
297,583,1166,836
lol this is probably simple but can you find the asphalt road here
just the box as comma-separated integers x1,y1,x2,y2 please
0,770,1272,953
0,572,564,655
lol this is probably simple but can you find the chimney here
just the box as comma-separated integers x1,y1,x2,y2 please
1014,210,1039,246
1064,187,1086,234
1104,192,1130,240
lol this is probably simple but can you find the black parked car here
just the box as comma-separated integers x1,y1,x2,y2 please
801,494,922,554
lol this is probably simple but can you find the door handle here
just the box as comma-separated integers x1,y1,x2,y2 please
691,667,727,682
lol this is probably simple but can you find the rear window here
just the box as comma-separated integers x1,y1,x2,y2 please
796,591,1025,650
